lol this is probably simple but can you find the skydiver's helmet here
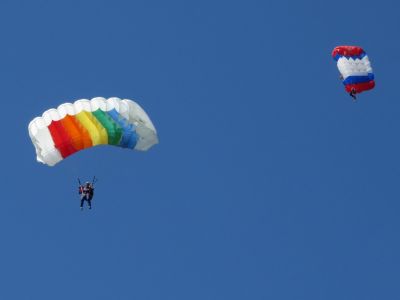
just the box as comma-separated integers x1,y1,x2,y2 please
85,182,91,187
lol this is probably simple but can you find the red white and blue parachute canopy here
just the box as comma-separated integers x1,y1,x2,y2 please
332,46,375,94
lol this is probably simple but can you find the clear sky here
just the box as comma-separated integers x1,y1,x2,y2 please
0,0,399,299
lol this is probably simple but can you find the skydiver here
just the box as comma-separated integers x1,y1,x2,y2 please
79,181,94,210
349,88,357,101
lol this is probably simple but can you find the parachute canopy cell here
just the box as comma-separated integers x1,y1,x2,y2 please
332,45,375,94
28,97,158,166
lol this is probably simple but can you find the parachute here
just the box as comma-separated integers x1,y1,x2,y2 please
332,46,375,94
28,97,158,166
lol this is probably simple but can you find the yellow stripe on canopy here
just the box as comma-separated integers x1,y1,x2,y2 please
74,111,108,145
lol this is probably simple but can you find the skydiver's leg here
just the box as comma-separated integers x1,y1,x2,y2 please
350,88,357,101
80,195,85,209
88,194,93,209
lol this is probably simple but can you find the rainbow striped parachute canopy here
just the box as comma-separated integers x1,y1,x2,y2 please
28,97,158,166
332,46,375,94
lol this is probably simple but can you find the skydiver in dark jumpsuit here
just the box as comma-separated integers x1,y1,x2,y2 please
349,88,357,101
79,182,94,210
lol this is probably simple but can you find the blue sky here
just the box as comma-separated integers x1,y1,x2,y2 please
0,0,399,299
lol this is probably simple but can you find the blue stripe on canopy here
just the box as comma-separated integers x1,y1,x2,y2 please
334,52,366,61
107,109,137,149
343,73,374,85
